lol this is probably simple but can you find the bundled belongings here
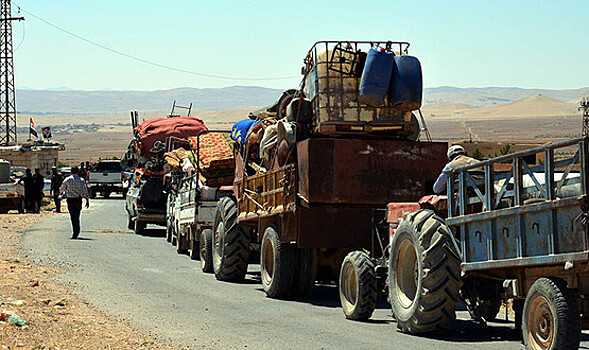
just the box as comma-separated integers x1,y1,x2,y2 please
189,132,234,187
134,116,207,157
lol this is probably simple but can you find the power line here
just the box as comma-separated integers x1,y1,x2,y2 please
14,4,301,82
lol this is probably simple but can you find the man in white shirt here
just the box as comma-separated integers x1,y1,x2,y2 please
59,166,90,239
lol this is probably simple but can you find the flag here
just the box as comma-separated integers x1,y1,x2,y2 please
30,118,38,138
42,126,52,139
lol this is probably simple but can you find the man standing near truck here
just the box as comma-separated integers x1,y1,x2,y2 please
60,166,90,239
50,167,64,213
433,145,480,194
33,168,44,213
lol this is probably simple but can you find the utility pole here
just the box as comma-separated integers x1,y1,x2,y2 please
0,0,23,145
581,97,589,137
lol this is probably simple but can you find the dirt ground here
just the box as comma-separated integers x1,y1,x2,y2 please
0,207,180,349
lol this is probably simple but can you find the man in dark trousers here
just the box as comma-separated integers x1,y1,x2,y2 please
18,168,36,213
33,168,45,213
50,166,64,213
59,166,90,239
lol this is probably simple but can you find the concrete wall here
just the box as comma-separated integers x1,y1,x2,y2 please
0,148,59,176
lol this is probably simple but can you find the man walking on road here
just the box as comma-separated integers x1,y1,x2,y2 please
50,166,64,213
59,166,90,239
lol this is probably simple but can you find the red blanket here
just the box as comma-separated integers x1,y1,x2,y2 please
135,116,207,156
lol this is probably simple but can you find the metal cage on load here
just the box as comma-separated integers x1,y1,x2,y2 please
301,41,422,137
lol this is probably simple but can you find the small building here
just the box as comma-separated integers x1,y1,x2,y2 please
0,140,65,176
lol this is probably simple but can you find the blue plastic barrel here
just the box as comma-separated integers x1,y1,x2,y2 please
390,55,423,112
359,48,395,107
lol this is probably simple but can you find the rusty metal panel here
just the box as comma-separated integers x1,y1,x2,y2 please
296,206,372,249
297,138,447,206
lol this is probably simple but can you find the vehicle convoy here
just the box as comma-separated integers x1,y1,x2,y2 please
0,159,24,213
340,137,589,349
205,40,447,299
86,160,125,198
124,114,207,234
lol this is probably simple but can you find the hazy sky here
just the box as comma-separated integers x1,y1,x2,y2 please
10,0,588,91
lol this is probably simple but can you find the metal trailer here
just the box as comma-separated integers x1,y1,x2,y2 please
210,40,442,301
350,137,589,349
211,138,446,299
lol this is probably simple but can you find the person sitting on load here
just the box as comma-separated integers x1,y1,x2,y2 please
433,145,480,194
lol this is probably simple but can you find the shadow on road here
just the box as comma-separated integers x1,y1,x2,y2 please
136,228,166,238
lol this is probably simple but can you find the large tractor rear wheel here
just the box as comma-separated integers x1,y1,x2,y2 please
389,209,462,333
212,197,250,281
260,225,294,298
339,250,377,320
522,277,580,350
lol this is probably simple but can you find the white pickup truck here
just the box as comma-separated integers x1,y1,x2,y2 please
0,180,24,213
87,160,124,198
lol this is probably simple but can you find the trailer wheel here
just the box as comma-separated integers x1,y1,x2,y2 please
389,209,462,333
212,197,250,281
89,188,96,199
339,250,377,320
291,248,316,298
260,225,295,298
134,220,146,235
103,191,110,199
200,229,214,273
522,277,580,350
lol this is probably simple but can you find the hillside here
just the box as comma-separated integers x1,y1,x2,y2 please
15,86,589,116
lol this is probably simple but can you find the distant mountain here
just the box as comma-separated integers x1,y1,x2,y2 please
13,85,589,114
424,86,589,107
16,86,285,114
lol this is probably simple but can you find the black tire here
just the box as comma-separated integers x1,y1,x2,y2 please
89,188,96,199
166,216,174,243
260,225,295,298
291,248,316,298
189,235,199,260
212,197,250,281
389,209,462,333
127,213,134,230
176,227,189,254
522,277,580,350
103,191,110,199
339,250,377,320
134,220,146,235
200,229,214,273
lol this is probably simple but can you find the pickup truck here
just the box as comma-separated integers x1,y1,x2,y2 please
87,160,124,198
0,180,24,213
125,168,167,234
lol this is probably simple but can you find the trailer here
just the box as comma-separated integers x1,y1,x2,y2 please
351,136,589,349
206,40,446,302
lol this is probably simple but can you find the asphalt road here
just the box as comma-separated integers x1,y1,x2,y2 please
22,199,589,349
